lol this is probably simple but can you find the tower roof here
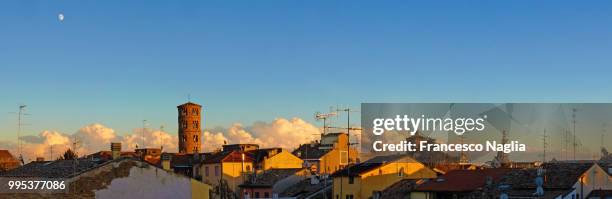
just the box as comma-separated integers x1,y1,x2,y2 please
177,102,202,108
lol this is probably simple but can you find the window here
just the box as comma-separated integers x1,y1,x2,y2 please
398,167,404,177
214,166,220,176
345,194,354,199
193,135,198,142
264,192,269,198
348,176,354,184
205,166,209,176
255,192,260,198
192,121,198,129
246,165,251,172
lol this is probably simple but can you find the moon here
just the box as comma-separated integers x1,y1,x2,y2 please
58,13,64,22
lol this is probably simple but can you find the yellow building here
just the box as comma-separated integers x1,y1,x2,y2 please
331,154,436,199
293,133,359,175
197,150,254,193
247,148,304,171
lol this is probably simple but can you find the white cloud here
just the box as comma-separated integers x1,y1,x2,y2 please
202,118,321,152
4,117,321,162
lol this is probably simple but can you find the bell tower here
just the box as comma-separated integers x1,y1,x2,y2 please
177,102,202,154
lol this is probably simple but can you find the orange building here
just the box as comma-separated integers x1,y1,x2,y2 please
178,102,202,154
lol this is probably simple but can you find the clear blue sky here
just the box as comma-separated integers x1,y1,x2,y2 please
2,1,612,139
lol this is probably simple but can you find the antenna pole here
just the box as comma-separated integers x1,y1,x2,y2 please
572,108,577,161
142,120,147,149
602,123,607,159
160,125,165,151
542,129,548,163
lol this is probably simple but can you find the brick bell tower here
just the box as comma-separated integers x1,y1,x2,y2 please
177,102,202,154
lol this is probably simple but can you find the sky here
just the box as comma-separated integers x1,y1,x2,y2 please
1,1,612,160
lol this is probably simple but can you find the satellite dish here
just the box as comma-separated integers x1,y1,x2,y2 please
58,13,65,22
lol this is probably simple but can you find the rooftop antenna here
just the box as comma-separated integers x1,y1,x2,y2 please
9,105,30,164
142,120,148,149
602,123,607,159
459,133,468,164
315,111,336,135
334,106,361,164
572,108,577,160
564,129,570,161
542,129,548,163
160,125,165,151
72,136,80,193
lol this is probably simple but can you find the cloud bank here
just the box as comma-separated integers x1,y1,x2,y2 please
1,117,321,162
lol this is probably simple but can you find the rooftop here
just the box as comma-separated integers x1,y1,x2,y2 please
379,179,422,198
201,151,254,164
177,102,202,107
498,163,594,190
240,168,306,188
0,150,19,163
292,143,328,160
415,168,511,192
331,154,419,177
0,158,109,178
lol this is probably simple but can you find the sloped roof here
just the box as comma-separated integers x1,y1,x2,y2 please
292,143,329,160
240,168,305,188
499,163,593,190
0,150,19,163
0,159,106,178
246,148,284,163
201,151,254,164
415,169,511,192
177,102,202,107
331,154,419,177
379,179,421,198
587,189,612,198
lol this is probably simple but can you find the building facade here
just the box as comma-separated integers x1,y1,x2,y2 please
178,102,202,154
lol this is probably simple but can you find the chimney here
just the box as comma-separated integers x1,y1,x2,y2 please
161,153,172,171
111,142,121,160
36,157,44,162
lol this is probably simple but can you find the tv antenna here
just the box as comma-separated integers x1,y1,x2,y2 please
142,120,148,149
542,129,548,163
602,123,607,159
315,111,336,135
572,108,577,160
334,106,361,164
160,125,165,151
9,105,30,164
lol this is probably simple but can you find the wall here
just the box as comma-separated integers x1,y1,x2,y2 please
333,161,436,199
263,151,303,170
199,162,253,192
